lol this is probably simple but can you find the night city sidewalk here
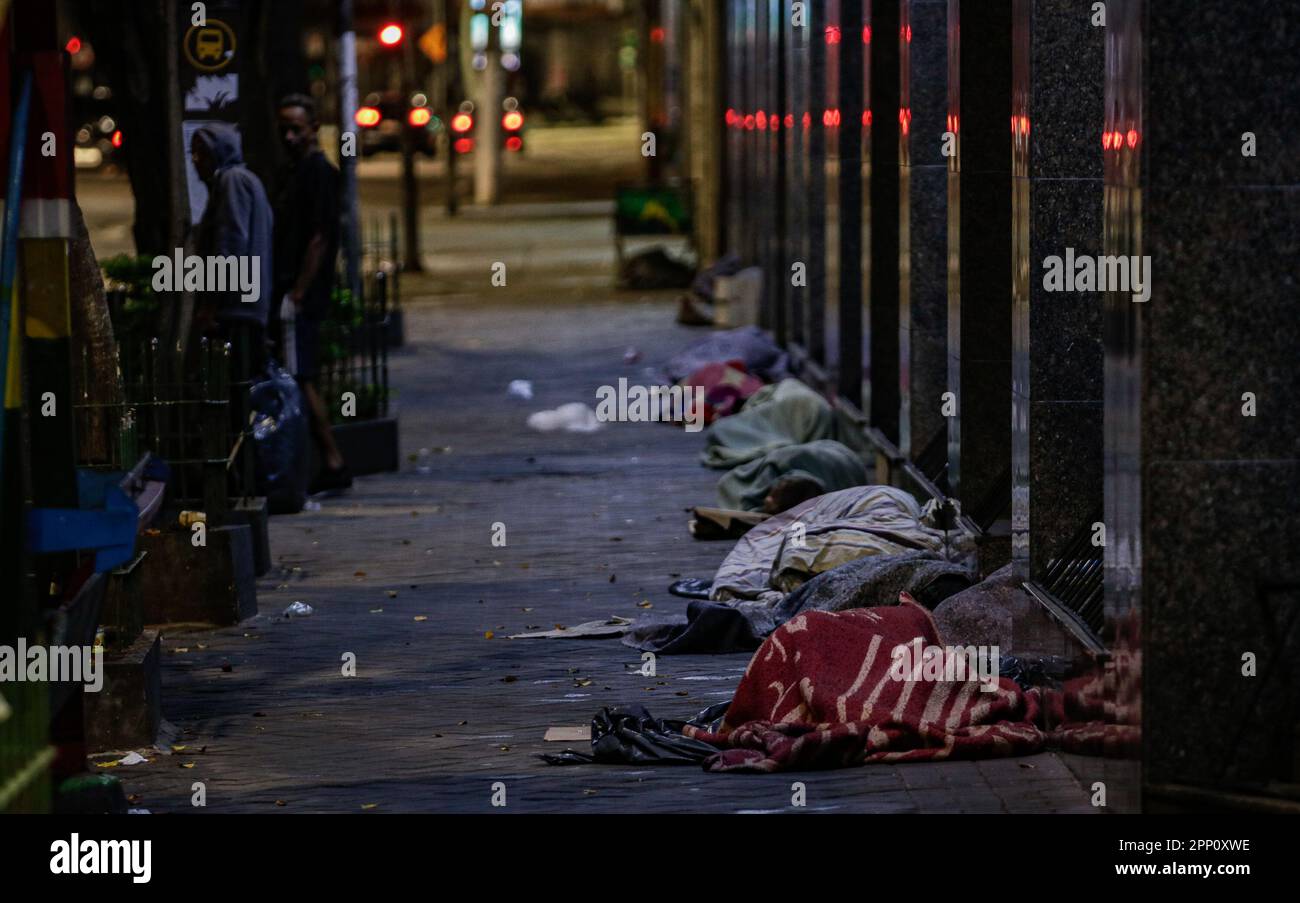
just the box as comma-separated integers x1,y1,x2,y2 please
109,206,1094,814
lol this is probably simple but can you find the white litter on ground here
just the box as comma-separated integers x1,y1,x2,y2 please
526,402,602,433
507,379,534,400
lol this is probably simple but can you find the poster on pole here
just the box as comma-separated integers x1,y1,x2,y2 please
178,1,243,224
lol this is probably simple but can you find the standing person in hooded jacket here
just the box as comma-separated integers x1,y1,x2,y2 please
190,122,274,380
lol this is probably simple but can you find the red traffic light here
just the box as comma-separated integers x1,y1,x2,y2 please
505,135,523,152
450,112,474,134
66,36,82,55
110,129,123,148
453,137,474,154
378,23,404,46
355,106,382,128
408,107,432,127
501,111,523,131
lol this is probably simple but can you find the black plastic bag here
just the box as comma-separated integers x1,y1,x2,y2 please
248,360,309,514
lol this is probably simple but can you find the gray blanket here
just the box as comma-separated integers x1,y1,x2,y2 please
624,551,973,654
661,325,791,384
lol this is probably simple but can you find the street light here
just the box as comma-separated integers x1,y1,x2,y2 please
378,23,404,46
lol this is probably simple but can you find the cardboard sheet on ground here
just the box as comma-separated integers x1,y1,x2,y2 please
544,726,592,742
509,616,633,639
689,506,769,540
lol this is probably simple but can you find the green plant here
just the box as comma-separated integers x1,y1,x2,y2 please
101,254,160,346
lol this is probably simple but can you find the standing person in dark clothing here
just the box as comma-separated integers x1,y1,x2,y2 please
191,123,273,380
270,94,351,493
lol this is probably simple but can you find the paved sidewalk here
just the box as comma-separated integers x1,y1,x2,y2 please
114,206,1094,814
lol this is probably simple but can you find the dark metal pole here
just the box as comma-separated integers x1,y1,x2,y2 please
445,0,460,216
401,2,424,271
338,0,362,299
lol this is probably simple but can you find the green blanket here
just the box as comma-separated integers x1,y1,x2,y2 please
700,379,833,469
716,439,868,511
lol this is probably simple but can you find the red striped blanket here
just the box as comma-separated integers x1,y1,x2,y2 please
683,597,1044,772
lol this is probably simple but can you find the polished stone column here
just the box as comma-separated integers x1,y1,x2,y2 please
866,0,901,441
822,0,844,378
766,0,788,343
898,0,949,467
805,0,828,364
837,0,866,406
1106,0,1300,807
785,0,811,349
946,0,1012,538
1010,0,1105,584
725,3,746,256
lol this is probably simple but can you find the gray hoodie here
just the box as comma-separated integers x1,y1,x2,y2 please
193,124,273,327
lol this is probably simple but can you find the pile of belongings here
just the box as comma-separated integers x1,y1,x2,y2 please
710,485,959,605
717,439,868,512
626,485,973,654
548,597,1044,772
701,378,833,468
661,325,791,385
620,247,695,290
675,254,744,325
676,361,765,426
650,326,794,429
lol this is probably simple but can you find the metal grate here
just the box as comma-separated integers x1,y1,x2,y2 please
1038,508,1105,635
79,315,243,514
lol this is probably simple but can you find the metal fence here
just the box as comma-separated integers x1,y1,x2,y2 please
317,266,392,425
79,297,246,515
363,212,402,316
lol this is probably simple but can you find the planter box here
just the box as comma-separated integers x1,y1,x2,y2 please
84,630,162,752
137,525,257,626
223,496,271,576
